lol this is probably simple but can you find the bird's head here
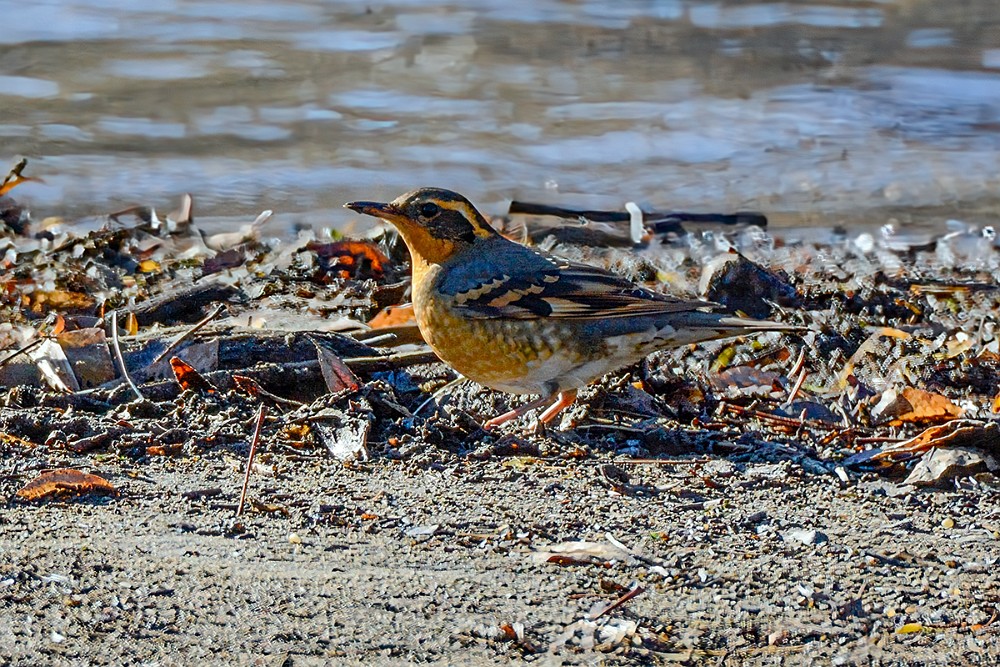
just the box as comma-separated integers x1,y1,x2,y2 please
345,188,498,264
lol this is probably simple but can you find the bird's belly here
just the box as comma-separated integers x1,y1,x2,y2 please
417,306,560,394
416,292,656,395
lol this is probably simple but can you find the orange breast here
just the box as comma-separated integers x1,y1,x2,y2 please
418,293,554,391
411,259,559,393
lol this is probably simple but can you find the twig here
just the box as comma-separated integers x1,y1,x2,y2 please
414,377,467,416
110,311,145,402
343,349,440,372
233,376,305,408
588,582,645,620
623,457,712,466
350,332,396,347
788,346,806,378
152,303,226,364
784,364,809,407
719,402,836,432
236,404,267,518
0,337,44,368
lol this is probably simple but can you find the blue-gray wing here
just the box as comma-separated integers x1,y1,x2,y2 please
437,239,712,320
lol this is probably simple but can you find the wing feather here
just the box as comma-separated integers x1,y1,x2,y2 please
441,241,711,321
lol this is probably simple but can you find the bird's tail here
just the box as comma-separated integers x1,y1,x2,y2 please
653,311,802,347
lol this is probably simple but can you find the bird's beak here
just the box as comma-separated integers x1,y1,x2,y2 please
344,200,408,226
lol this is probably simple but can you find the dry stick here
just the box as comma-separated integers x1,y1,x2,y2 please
152,303,226,364
110,311,145,402
588,583,646,621
624,457,712,466
0,337,44,368
414,377,467,416
343,349,440,372
788,346,807,378
785,364,809,407
351,332,396,347
236,404,267,518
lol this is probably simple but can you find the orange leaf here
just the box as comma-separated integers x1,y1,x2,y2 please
26,290,96,314
125,312,138,336
146,444,183,456
891,388,963,425
16,468,117,502
368,304,415,328
169,356,216,393
306,240,390,280
844,419,1000,467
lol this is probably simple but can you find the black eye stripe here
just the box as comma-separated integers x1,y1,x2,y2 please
419,202,440,218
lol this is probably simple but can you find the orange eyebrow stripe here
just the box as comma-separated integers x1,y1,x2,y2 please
434,199,495,237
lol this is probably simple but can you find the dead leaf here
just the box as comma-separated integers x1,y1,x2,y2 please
896,622,924,634
307,240,390,281
0,432,37,450
892,388,963,425
368,304,415,328
843,419,1000,468
709,366,783,392
533,539,637,566
125,312,139,336
137,259,161,273
233,375,264,397
24,290,96,315
315,343,360,393
16,469,117,502
146,444,184,456
837,328,912,390
56,327,115,388
29,338,79,392
903,446,997,487
169,356,216,393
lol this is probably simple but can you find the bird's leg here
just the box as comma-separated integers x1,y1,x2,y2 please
537,389,578,425
483,392,558,431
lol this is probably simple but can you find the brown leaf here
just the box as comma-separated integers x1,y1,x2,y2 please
315,345,360,393
891,388,963,425
843,419,1000,468
146,443,184,456
169,356,216,393
16,468,117,502
233,375,263,397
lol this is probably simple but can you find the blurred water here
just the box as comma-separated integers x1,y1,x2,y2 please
3,0,1000,234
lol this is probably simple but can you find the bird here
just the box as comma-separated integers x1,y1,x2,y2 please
345,188,795,430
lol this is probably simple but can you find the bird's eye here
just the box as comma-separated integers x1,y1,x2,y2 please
418,202,440,219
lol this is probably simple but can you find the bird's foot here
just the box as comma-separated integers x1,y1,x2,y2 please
482,389,578,432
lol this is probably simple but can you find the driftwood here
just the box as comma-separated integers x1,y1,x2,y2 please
112,280,239,326
508,201,767,243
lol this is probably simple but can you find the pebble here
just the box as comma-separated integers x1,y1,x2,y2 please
781,528,829,546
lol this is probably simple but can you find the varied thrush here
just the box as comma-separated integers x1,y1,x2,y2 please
346,188,793,430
